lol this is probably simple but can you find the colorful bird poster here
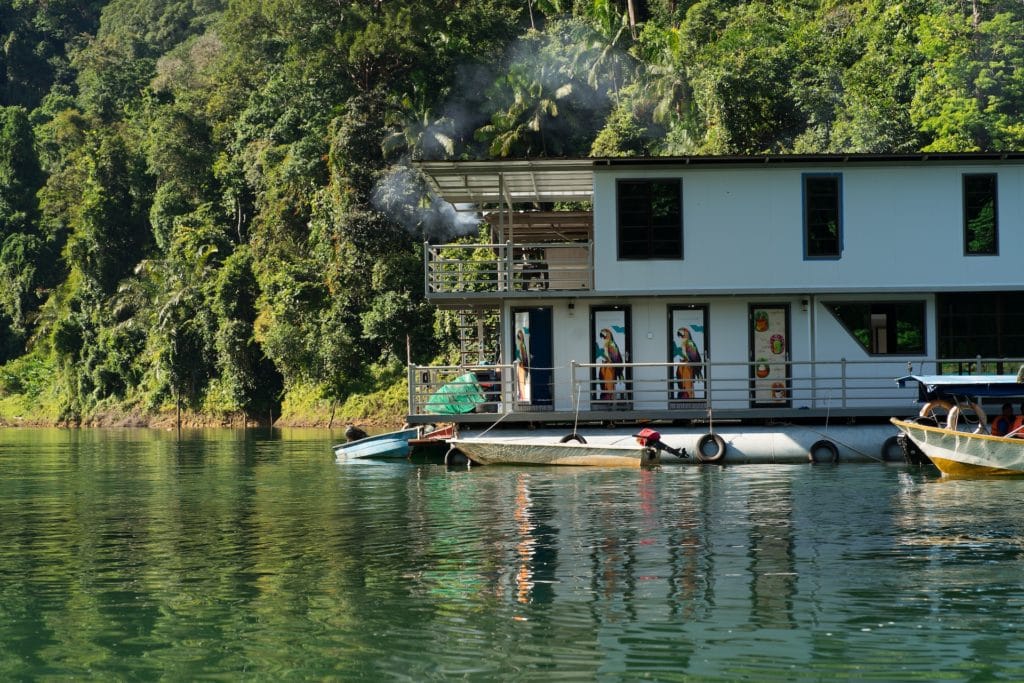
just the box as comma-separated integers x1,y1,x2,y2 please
592,308,629,404
514,311,531,403
669,307,706,404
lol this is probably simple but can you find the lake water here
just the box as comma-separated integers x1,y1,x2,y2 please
2,428,1023,680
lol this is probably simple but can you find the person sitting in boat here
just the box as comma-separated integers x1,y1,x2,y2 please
1009,403,1024,437
991,403,1015,436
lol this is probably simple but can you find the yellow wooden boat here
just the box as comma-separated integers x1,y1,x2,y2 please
891,373,1024,476
890,417,1024,476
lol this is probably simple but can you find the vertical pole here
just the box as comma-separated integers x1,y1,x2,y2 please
423,240,430,293
841,358,847,408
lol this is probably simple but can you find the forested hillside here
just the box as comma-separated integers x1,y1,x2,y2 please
0,0,1021,426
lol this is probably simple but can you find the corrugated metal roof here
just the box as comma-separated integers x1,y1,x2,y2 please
416,153,1024,205
415,159,596,205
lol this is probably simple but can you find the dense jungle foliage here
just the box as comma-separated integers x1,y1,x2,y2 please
0,0,1022,425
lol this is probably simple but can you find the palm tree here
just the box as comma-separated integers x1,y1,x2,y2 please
568,9,636,96
635,25,694,125
130,229,218,430
475,62,575,157
382,93,456,161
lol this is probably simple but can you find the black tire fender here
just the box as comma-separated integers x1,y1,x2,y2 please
696,433,726,463
560,433,587,444
880,435,902,462
444,446,470,467
809,439,839,464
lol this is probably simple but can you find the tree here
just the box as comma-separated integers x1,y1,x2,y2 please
0,107,49,353
911,5,1024,151
0,1,105,108
685,2,804,153
475,29,602,158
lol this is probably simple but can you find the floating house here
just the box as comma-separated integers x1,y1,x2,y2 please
407,153,1024,438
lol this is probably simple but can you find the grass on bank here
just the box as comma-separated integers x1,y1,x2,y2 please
0,354,408,429
277,371,407,429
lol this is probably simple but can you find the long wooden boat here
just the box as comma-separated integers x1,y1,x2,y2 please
446,429,691,467
890,417,1024,476
891,373,1024,476
448,437,661,467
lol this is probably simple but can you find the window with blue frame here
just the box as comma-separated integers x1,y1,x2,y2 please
803,174,842,259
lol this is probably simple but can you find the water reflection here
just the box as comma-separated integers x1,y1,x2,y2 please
5,430,1024,679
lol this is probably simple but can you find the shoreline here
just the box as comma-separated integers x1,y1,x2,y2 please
0,411,404,431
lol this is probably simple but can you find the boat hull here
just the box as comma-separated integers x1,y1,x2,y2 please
449,438,659,467
890,418,1024,476
334,427,420,460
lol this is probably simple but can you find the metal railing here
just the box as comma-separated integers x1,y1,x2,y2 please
424,241,593,295
408,357,1024,418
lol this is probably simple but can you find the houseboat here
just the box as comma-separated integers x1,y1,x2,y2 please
406,153,1024,463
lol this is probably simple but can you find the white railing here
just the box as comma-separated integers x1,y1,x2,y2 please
424,241,593,295
408,357,1024,418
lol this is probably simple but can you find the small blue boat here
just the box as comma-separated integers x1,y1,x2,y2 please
333,426,421,460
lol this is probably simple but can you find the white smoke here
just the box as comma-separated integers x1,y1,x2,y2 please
372,165,481,242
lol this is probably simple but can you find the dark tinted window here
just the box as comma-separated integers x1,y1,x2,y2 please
828,301,925,355
963,173,998,255
617,180,682,260
804,174,842,258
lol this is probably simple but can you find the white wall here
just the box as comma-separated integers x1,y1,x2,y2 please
592,162,1024,294
515,294,933,412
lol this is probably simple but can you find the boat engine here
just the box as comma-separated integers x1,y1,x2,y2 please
634,428,689,459
345,425,369,442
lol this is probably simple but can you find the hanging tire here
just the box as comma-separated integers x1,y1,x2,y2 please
444,446,469,467
696,433,726,463
880,435,902,462
560,433,587,444
809,439,839,463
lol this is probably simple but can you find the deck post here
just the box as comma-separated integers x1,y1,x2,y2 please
705,357,712,411
423,240,430,294
407,363,415,415
570,360,579,412
841,358,847,408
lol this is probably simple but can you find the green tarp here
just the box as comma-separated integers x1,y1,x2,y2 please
425,372,486,414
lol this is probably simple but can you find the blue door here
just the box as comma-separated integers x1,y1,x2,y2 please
512,307,553,407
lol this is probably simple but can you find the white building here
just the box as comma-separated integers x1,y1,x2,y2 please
410,154,1024,428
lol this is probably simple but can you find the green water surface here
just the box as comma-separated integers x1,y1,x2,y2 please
1,428,1022,680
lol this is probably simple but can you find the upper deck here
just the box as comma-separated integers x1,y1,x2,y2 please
419,153,1024,303
425,211,595,301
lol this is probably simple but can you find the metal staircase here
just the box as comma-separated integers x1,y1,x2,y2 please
455,307,499,366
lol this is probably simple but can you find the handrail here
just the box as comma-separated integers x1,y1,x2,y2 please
408,357,1024,418
424,241,593,294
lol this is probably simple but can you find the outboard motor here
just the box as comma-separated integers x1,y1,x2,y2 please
634,428,689,459
345,425,369,442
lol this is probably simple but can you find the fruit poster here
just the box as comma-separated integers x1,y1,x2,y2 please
751,305,789,405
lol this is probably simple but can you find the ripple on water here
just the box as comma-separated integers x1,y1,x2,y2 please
4,434,1024,679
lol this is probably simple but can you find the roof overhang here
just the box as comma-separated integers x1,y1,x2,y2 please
415,152,1024,207
414,159,596,206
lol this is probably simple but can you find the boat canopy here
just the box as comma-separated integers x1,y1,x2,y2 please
897,374,1024,401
